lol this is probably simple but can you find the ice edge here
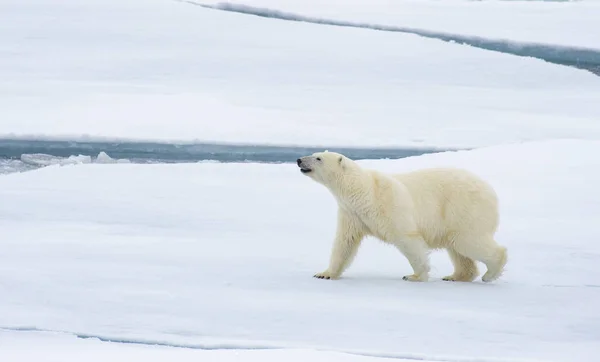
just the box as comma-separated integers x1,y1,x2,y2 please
184,1,600,76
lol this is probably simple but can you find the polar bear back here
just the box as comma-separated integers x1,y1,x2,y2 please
393,168,499,249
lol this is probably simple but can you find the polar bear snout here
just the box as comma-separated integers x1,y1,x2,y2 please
297,157,314,174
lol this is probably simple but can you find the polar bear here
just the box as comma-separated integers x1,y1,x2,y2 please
296,151,507,283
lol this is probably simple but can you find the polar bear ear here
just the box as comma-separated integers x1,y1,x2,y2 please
338,155,345,169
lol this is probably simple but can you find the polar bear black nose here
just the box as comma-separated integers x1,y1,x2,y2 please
297,158,302,166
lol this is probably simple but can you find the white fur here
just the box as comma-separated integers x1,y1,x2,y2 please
297,151,508,283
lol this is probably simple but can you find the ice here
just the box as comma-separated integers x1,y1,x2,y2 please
20,154,92,167
0,159,36,175
0,331,431,362
198,1,600,71
95,151,131,164
1,139,599,362
210,0,600,49
19,152,130,168
2,0,600,360
1,0,600,148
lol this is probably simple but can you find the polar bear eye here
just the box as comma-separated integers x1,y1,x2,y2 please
316,157,321,161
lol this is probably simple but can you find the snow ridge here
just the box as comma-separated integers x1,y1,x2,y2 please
0,327,549,362
187,1,600,75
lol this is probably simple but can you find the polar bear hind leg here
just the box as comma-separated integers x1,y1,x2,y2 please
442,249,479,282
451,234,508,283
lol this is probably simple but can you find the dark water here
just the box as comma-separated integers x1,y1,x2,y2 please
0,139,450,174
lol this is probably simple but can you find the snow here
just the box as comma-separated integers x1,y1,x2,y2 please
3,0,600,360
0,331,423,362
207,0,600,49
2,0,600,148
1,139,599,362
197,2,600,81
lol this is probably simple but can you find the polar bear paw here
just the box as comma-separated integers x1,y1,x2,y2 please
314,270,339,280
402,274,428,282
442,273,477,282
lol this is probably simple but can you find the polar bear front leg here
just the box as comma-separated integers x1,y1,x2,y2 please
314,209,364,280
392,233,431,282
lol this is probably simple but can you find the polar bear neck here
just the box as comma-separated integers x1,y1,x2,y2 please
325,168,375,211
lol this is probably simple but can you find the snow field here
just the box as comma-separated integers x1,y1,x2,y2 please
207,0,600,49
0,330,426,362
0,139,599,361
1,0,600,148
2,0,600,360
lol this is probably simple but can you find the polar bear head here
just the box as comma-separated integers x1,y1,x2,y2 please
296,151,359,187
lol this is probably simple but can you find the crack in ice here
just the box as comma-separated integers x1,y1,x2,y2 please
181,1,600,76
0,326,550,362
